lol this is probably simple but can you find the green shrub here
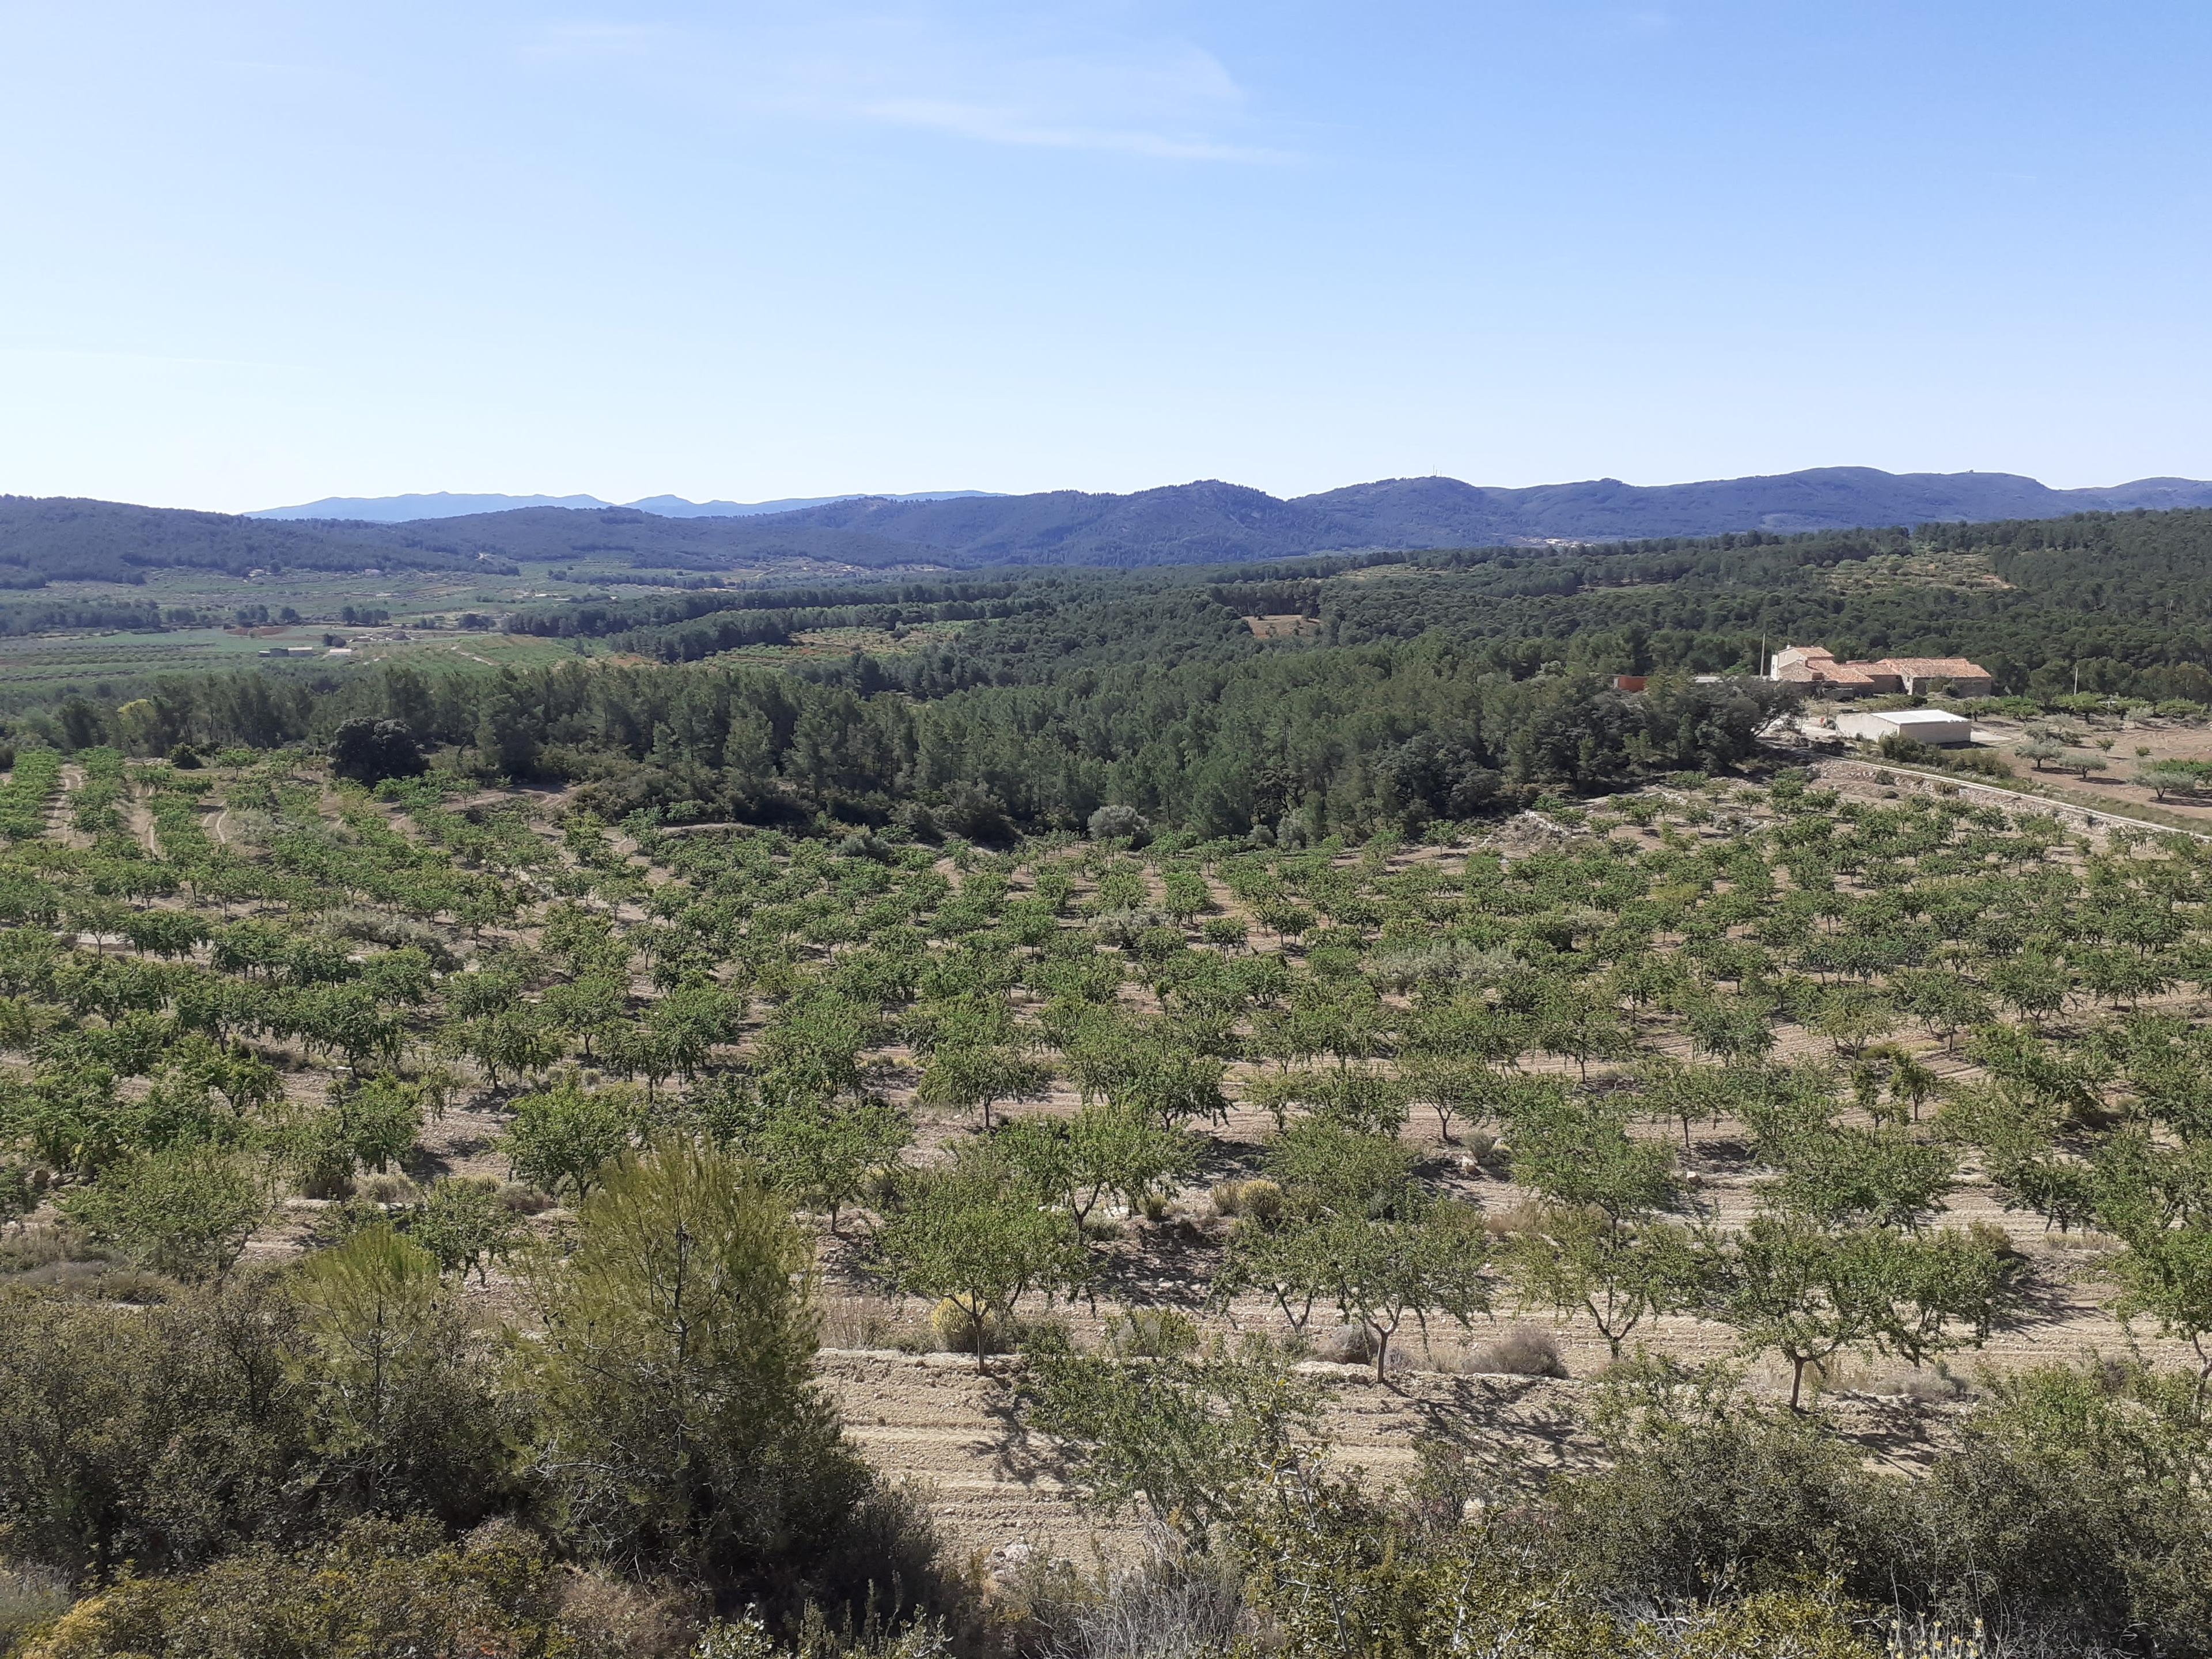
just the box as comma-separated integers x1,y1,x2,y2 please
59,1146,268,1282
522,1139,868,1589
15,1518,571,1659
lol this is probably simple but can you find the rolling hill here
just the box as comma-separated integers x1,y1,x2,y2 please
0,495,488,584
7,467,2211,584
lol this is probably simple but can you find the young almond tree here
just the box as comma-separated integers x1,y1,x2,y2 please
1213,1120,1490,1381
2096,1142,2212,1398
874,1143,1092,1362
995,1100,1198,1240
1508,1205,1707,1362
1399,1055,1502,1146
1504,1086,1703,1359
1719,1214,2022,1410
501,1073,646,1203
2108,1222,2212,1397
752,1094,913,1237
1988,953,2071,1029
404,1177,522,1285
1066,1013,1229,1131
915,1040,1050,1132
1505,1086,1680,1226
1014,1328,1323,1549
1306,1205,1491,1382
60,1143,270,1282
1532,983,1634,1082
1638,1056,1744,1154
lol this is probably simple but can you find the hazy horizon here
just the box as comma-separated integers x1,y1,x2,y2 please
233,464,2212,526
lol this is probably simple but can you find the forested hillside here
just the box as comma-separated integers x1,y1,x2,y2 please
10,508,2212,843
492,507,2212,704
0,498,497,584
10,472,2212,586
18,646,1790,839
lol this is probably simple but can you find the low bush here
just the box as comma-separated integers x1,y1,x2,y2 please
1104,1308,1200,1360
1002,1533,1243,1659
1310,1323,1379,1366
14,1518,578,1659
0,1567,71,1656
1468,1325,1568,1378
930,1298,1009,1355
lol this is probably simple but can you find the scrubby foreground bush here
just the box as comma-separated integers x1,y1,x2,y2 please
1013,1336,2212,1659
7,1160,2212,1657
0,1142,973,1659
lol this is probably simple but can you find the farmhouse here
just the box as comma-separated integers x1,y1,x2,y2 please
1770,646,1891,696
1877,656,1995,697
1770,645,1993,699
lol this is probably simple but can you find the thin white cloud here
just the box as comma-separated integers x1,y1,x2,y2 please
855,95,1283,161
518,7,1285,162
0,344,301,372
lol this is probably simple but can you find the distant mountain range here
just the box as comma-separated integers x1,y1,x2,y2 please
250,490,1002,522
249,468,2212,552
7,468,2210,586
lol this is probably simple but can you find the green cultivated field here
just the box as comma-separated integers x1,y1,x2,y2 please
0,565,722,700
0,626,304,693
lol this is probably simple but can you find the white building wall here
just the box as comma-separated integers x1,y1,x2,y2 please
1835,711,1972,747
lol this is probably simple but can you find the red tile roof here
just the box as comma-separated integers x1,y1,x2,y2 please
1775,661,1878,685
1873,657,1990,679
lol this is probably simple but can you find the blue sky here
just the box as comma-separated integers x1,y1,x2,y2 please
2,1,2207,511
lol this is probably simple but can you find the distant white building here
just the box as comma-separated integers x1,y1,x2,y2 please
1835,708,1972,747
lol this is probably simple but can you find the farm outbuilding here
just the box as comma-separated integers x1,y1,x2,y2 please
1835,708,1973,747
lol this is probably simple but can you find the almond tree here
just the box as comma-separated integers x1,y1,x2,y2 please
874,1142,1091,1361
1214,1121,1488,1380
1719,1214,2021,1410
501,1074,645,1202
1505,1086,1703,1359
1508,1205,1707,1361
915,1039,1049,1131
